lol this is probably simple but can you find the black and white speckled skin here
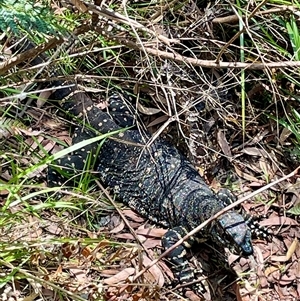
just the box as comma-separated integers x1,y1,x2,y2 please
48,86,253,291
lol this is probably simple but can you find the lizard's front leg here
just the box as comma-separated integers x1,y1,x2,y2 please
161,226,204,293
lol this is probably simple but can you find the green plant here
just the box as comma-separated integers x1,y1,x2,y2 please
286,15,300,60
0,0,62,36
275,107,300,145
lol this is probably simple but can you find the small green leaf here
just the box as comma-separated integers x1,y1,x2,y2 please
287,204,300,215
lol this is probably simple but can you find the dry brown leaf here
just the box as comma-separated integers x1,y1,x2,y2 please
271,238,298,262
217,130,232,158
227,253,240,266
259,216,299,227
25,136,43,153
94,240,114,251
247,83,264,98
142,255,164,288
24,137,57,174
19,128,43,136
44,223,63,235
81,246,92,258
62,243,78,259
233,282,244,301
52,1,67,14
137,102,161,115
142,238,161,249
265,265,280,277
80,85,104,93
257,268,269,288
114,232,160,249
136,227,167,238
70,268,88,282
234,165,265,183
279,127,292,144
122,209,145,222
22,293,39,301
115,233,136,240
27,164,48,178
241,147,268,157
286,179,300,198
134,234,147,244
103,267,135,285
286,238,298,260
279,273,296,285
42,140,57,153
259,158,270,177
250,129,269,144
53,264,63,277
243,279,258,295
101,269,121,276
247,161,266,175
37,90,53,108
70,0,88,12
147,115,169,127
184,290,202,301
110,220,125,234
0,189,9,195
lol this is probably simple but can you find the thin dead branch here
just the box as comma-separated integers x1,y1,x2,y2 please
212,5,299,24
83,1,179,46
94,27,300,70
0,37,64,76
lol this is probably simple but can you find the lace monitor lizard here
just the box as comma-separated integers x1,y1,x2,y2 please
47,84,253,292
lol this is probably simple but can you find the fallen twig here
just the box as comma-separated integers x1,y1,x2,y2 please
93,27,300,70
0,37,63,76
83,1,179,46
212,5,298,24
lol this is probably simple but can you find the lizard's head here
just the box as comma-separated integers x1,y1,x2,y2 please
211,211,253,256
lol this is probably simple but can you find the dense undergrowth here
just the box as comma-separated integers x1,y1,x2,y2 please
0,0,300,301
